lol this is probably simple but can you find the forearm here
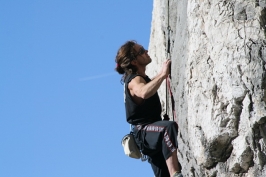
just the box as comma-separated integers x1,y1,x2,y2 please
131,59,171,99
139,73,165,99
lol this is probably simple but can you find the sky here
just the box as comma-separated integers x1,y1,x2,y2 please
0,0,155,177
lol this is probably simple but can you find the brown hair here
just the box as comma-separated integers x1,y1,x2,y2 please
115,40,138,81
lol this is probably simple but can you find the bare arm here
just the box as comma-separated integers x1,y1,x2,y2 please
128,59,171,99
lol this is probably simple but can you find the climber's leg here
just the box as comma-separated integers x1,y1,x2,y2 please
149,152,170,177
166,150,181,176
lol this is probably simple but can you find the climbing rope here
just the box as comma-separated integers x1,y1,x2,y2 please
165,0,170,119
164,0,177,123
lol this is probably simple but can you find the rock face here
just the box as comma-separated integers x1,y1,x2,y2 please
147,0,266,176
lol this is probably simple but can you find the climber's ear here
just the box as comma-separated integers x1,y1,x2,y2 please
131,59,137,66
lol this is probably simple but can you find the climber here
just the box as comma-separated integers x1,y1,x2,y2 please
115,40,183,177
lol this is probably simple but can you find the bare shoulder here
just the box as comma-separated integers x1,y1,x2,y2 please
128,76,146,90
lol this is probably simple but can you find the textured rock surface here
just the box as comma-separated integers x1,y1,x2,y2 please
147,0,266,176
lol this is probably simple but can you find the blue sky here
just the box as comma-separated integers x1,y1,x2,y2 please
0,0,154,177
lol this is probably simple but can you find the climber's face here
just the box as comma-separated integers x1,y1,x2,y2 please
133,44,151,66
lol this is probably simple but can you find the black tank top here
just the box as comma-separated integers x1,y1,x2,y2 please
124,74,162,125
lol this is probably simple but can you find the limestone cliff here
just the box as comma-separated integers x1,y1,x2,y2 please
147,0,266,176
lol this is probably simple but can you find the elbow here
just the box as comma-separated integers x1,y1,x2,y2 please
136,91,147,99
138,93,146,99
137,88,154,99
141,95,148,99
140,92,152,99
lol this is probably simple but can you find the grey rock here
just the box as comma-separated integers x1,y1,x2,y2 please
148,0,266,176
